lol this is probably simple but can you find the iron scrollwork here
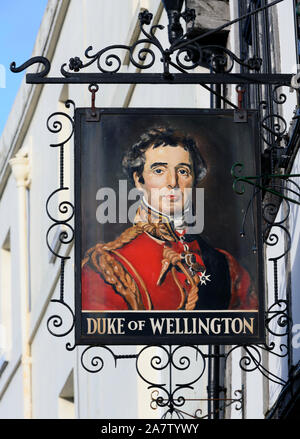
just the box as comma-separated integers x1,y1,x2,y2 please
59,9,263,79
231,82,300,206
80,345,134,373
261,195,292,371
78,343,244,419
135,345,206,418
229,126,295,388
150,388,244,419
10,55,51,77
46,100,76,351
10,3,291,87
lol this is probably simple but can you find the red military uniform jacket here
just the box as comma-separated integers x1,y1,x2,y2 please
81,220,258,311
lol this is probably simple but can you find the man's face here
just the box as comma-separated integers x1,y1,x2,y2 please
134,145,194,216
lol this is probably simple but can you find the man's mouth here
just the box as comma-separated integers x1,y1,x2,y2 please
164,194,180,201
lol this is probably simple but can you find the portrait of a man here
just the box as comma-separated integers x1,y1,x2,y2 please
81,126,258,312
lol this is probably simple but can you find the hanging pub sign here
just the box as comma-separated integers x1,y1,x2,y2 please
74,108,264,345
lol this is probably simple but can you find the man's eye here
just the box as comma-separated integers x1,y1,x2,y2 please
153,168,164,174
178,168,189,176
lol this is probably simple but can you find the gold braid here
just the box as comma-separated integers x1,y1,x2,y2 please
82,222,176,310
82,221,200,311
159,246,200,310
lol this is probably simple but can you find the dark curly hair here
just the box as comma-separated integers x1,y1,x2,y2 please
122,127,207,185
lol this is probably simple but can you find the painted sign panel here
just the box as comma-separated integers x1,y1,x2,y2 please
74,108,264,345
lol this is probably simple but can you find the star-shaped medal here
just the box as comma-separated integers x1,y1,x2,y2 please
199,270,211,285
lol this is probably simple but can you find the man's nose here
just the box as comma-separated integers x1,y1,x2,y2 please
167,170,178,188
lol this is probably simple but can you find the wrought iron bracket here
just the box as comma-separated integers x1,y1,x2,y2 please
10,0,291,90
151,387,244,419
9,68,294,87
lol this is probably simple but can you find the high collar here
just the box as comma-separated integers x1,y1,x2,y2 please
134,198,192,242
141,197,190,231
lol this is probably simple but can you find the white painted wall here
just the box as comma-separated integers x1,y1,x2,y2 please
0,366,24,418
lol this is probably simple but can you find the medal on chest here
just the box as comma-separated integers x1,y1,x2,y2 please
179,236,211,285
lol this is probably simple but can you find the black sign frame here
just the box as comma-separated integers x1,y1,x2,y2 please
74,108,265,346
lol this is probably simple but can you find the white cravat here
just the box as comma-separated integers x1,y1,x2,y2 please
142,197,190,231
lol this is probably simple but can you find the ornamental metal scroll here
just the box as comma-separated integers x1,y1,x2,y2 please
150,388,244,419
224,193,292,388
227,81,297,390
231,83,300,206
10,0,291,92
12,8,262,79
59,8,261,78
46,100,76,352
79,343,244,419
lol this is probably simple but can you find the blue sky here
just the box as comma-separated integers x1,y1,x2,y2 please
0,1,48,136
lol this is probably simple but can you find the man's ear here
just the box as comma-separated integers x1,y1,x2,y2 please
133,171,143,190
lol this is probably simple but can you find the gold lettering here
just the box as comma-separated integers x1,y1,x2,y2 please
183,318,193,334
243,317,254,334
166,318,175,334
198,318,210,334
220,318,231,334
175,318,184,334
192,318,197,333
232,318,243,334
210,318,222,334
86,317,126,335
97,318,106,334
87,318,97,335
